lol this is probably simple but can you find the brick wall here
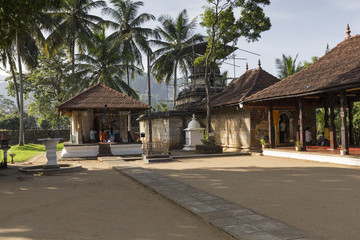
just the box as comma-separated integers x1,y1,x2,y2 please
0,130,70,145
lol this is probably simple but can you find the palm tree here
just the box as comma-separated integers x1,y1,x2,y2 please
70,25,138,99
151,9,204,107
275,54,304,79
46,0,106,74
102,0,155,86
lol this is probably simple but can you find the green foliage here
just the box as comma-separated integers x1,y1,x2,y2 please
201,130,216,146
197,0,271,65
275,54,304,79
0,113,19,130
151,9,204,107
26,48,71,129
0,94,17,114
152,102,168,112
103,0,155,85
72,25,139,99
0,0,61,49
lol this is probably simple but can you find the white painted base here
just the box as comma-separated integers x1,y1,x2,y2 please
182,145,195,151
61,145,99,158
110,144,143,155
263,149,360,166
38,138,62,167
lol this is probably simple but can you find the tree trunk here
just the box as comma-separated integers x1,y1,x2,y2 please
70,40,75,75
173,61,178,108
16,31,24,146
126,65,131,133
147,53,152,143
6,49,20,113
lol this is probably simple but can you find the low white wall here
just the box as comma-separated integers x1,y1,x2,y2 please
111,144,143,155
263,149,360,166
62,145,99,158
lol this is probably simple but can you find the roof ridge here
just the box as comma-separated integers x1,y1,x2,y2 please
240,68,261,102
56,83,101,108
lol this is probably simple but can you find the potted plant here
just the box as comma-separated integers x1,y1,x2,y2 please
196,131,223,154
290,139,302,151
339,145,347,155
260,139,269,149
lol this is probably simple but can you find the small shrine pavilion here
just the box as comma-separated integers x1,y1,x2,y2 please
57,83,151,157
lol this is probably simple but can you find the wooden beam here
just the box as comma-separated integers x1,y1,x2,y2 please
340,91,349,154
268,104,275,148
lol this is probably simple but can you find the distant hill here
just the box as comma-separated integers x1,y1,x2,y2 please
130,73,182,109
0,75,13,100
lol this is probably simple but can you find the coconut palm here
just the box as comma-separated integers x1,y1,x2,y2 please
151,9,204,107
275,54,304,79
102,0,155,86
69,25,138,99
46,0,106,74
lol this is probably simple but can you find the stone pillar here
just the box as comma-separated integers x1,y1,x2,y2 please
298,97,306,151
340,91,349,154
268,104,275,148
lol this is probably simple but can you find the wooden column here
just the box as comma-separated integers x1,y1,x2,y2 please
348,99,354,145
329,97,337,150
298,97,306,151
295,102,300,143
340,91,349,154
268,104,275,148
324,99,329,128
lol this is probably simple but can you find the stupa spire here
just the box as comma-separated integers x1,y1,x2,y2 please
346,24,351,39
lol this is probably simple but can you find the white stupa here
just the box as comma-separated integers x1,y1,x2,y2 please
183,114,205,151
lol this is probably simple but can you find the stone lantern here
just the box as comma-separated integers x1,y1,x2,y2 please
183,114,205,151
1,133,11,168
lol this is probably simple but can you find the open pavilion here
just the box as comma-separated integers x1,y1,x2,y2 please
243,25,360,162
56,83,151,158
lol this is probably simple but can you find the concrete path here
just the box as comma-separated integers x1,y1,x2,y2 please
100,157,321,240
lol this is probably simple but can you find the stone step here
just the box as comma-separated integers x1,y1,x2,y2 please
142,154,173,163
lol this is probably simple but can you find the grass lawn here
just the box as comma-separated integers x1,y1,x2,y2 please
0,143,64,163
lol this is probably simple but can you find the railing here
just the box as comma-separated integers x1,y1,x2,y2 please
142,141,169,156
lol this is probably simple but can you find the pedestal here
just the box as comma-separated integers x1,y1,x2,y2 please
38,138,62,169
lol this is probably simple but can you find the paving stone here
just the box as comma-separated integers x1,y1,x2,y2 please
179,198,204,209
209,216,246,228
232,231,283,240
267,226,312,239
236,214,269,224
226,208,255,217
189,192,219,201
212,202,240,211
252,219,288,231
224,223,262,234
197,209,233,220
188,204,218,215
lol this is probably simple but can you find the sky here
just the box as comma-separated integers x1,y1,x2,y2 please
138,0,360,79
1,0,360,80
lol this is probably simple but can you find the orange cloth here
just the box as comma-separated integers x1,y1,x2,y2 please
100,131,106,141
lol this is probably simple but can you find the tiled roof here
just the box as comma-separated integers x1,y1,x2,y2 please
210,67,279,107
56,83,151,112
245,34,360,102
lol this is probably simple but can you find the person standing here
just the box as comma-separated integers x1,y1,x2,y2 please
305,127,312,146
280,119,286,143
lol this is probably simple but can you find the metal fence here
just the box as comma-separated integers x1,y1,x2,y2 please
142,141,169,156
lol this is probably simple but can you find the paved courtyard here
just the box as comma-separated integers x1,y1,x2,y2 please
120,154,360,240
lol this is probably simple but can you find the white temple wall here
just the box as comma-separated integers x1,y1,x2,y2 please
211,108,251,148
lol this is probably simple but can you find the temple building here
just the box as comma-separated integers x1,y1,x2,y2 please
57,83,151,157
